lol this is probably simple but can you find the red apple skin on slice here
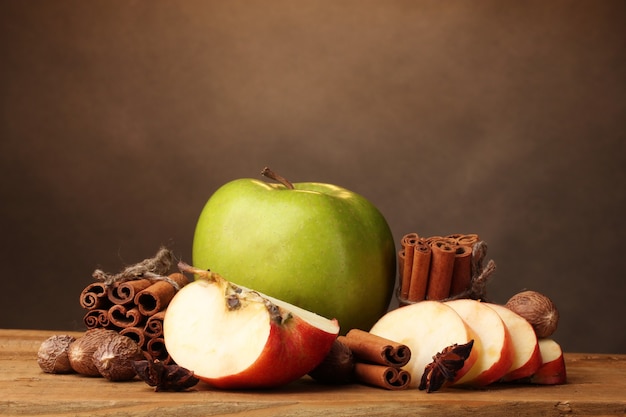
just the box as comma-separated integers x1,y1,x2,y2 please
529,338,567,385
444,299,514,386
163,276,340,389
485,303,542,381
369,301,478,388
204,313,338,389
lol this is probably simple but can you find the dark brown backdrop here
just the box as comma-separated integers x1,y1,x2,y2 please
1,0,624,353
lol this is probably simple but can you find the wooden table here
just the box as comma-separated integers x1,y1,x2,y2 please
1,329,624,416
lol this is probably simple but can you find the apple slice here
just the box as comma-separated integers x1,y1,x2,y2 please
369,301,478,389
485,303,542,381
163,264,340,389
528,338,567,385
444,299,514,386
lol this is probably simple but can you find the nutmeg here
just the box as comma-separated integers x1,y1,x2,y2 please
68,328,119,376
505,290,560,338
37,334,77,374
308,338,355,384
93,333,144,381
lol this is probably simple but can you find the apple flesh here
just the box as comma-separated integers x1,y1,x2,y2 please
485,303,542,381
163,264,340,389
369,301,478,388
528,338,567,385
444,299,514,386
192,173,396,333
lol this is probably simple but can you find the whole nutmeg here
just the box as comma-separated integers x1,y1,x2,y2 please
93,334,144,381
37,334,77,373
68,328,119,376
505,290,560,338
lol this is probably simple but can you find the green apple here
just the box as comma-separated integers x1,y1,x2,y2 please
192,168,396,334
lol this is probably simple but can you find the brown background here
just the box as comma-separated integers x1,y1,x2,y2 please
1,1,624,353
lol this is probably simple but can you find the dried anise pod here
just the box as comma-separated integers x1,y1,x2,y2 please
132,359,199,392
419,340,474,393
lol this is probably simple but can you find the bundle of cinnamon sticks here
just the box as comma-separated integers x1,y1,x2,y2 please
79,257,189,364
397,233,480,305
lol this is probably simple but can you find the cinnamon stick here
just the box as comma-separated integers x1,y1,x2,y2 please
449,245,473,297
144,311,166,338
400,233,419,300
401,233,419,252
107,279,152,305
456,233,479,247
339,329,411,367
146,337,171,364
424,235,443,245
426,239,456,300
120,326,147,349
83,309,111,329
135,273,189,316
407,239,431,302
108,304,145,329
397,249,405,299
353,363,411,390
79,282,110,310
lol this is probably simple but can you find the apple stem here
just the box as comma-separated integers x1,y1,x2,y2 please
261,167,295,189
178,261,222,283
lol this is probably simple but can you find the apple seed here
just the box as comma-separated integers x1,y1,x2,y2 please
226,294,241,310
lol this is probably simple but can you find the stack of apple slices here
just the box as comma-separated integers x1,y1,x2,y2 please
369,299,566,390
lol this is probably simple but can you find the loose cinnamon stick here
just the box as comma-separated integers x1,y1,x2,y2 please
120,326,147,349
339,329,411,367
79,282,110,310
407,239,431,302
426,239,456,300
108,304,145,329
400,233,419,300
135,273,189,316
449,245,473,297
353,363,411,390
83,309,111,329
144,311,166,338
107,279,152,305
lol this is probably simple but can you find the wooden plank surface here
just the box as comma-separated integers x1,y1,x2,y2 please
1,329,624,416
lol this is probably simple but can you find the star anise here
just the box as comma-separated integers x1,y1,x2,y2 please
132,359,199,392
418,340,474,393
